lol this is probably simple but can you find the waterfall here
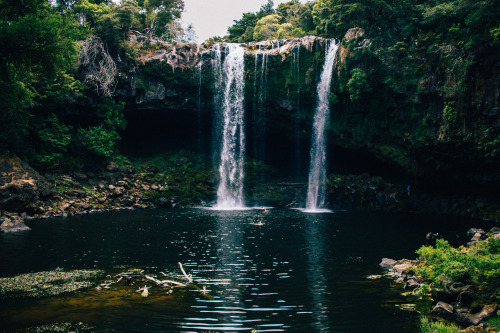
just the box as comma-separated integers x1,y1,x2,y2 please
292,43,302,177
216,44,246,209
305,40,339,212
252,47,269,177
197,61,203,152
211,44,224,169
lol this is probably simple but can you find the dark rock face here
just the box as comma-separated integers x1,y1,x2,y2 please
0,155,51,212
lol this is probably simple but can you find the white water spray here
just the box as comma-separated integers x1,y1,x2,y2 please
216,44,246,209
305,40,339,212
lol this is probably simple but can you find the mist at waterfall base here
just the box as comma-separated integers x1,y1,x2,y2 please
0,209,474,332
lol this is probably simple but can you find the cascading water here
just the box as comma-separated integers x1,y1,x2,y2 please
215,44,246,209
292,43,302,177
211,44,224,168
304,40,339,212
252,46,269,179
196,61,203,152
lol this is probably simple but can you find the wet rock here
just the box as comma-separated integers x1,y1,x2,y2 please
0,216,30,232
72,190,87,198
0,155,52,212
431,301,454,316
106,162,122,173
426,232,441,246
116,180,129,189
489,227,500,234
466,228,486,242
380,258,397,269
404,279,420,291
119,196,134,206
112,187,125,197
393,261,412,274
468,304,497,325
59,202,72,212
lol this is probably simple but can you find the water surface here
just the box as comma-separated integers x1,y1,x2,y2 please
0,209,472,332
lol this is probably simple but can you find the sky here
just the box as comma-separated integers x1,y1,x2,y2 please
181,0,308,43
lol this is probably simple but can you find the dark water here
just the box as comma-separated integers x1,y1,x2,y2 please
0,209,473,332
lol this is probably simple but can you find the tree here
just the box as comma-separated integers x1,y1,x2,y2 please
0,0,85,153
253,14,284,41
226,12,258,42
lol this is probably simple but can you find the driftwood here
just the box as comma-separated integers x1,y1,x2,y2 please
94,262,203,298
145,275,187,287
178,262,193,283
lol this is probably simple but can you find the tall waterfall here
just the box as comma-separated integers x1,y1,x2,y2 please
216,44,246,209
305,40,339,212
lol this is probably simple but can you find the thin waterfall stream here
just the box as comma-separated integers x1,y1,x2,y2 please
304,40,339,212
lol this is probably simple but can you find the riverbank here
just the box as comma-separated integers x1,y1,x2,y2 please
380,229,500,332
0,153,214,232
1,154,500,233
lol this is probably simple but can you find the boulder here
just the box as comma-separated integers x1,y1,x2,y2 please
379,258,397,269
468,304,497,326
106,162,122,173
431,301,454,316
466,228,485,242
404,279,420,291
426,232,441,246
0,215,30,233
114,186,125,195
0,155,51,212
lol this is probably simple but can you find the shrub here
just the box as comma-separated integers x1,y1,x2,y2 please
414,237,500,298
420,317,461,333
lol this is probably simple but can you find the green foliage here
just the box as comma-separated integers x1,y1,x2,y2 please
346,68,372,102
478,128,500,158
77,98,126,158
226,0,314,42
132,152,214,206
0,1,85,154
420,317,460,333
414,237,500,298
487,316,500,330
77,125,120,158
253,14,285,41
35,114,72,170
442,102,457,127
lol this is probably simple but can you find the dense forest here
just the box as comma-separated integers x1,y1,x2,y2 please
1,0,499,187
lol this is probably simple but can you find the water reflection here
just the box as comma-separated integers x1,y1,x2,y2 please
304,214,331,331
0,209,473,332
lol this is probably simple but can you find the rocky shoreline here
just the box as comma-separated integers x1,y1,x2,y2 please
0,155,196,233
379,228,500,332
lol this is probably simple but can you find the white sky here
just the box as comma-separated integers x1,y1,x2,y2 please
181,0,307,43
111,0,308,43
